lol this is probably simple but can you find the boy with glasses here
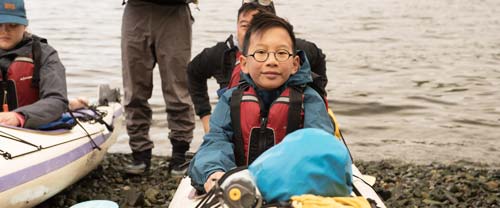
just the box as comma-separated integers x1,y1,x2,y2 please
188,12,334,193
0,0,68,128
187,1,327,134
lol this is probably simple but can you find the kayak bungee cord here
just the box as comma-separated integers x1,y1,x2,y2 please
338,129,354,162
0,129,42,149
195,187,220,208
72,105,113,132
0,131,43,160
0,148,11,160
69,109,102,151
0,105,115,159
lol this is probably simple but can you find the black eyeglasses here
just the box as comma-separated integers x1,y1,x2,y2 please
242,0,273,6
247,49,294,62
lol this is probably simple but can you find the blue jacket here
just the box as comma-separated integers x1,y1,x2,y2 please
188,51,334,191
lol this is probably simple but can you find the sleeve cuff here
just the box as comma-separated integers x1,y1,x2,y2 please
199,112,211,119
14,112,26,127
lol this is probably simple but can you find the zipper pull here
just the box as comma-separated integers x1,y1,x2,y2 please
2,90,8,112
260,117,267,131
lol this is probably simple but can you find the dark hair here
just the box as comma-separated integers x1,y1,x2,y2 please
241,12,296,56
237,2,276,20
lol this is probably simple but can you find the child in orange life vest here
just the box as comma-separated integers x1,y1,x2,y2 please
0,0,68,128
188,12,335,193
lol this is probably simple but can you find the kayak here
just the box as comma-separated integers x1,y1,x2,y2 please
169,164,387,208
170,110,386,208
0,97,122,207
0,102,122,208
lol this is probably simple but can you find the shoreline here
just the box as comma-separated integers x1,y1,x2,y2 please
20,0,500,207
37,153,500,208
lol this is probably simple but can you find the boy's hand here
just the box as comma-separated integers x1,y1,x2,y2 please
0,112,21,126
204,171,225,192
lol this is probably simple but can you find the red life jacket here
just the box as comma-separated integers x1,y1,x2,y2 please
226,51,242,89
0,56,40,111
230,84,304,166
0,37,42,112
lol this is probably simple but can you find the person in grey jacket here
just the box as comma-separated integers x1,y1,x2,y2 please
0,0,68,129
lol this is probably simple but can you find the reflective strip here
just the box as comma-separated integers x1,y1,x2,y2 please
241,95,299,106
241,95,258,102
244,96,292,103
14,57,34,63
275,97,289,103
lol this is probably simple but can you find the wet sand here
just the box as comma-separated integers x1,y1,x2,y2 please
24,0,500,166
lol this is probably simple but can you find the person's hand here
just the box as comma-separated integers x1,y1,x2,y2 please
0,112,21,126
204,171,224,192
201,115,210,133
69,97,89,110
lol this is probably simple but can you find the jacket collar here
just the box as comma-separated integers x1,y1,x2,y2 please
224,34,238,51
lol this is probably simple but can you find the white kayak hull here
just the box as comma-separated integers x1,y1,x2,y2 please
169,176,199,208
169,164,386,208
0,103,122,208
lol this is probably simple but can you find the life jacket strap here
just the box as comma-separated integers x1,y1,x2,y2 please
286,85,304,134
230,86,246,166
31,36,42,88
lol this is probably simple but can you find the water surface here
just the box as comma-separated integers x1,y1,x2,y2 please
25,0,500,165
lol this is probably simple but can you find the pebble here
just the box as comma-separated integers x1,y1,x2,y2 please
36,154,500,207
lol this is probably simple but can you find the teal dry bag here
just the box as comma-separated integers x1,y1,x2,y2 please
248,128,353,203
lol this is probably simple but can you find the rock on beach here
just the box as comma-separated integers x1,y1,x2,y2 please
36,154,500,208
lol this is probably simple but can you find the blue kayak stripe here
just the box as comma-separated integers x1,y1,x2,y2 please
0,132,109,193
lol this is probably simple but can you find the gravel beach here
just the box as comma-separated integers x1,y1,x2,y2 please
36,154,499,208
21,0,500,207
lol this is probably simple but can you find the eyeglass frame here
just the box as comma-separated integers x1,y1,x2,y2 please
246,49,295,62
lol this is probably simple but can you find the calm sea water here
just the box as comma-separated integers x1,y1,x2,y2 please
25,0,500,165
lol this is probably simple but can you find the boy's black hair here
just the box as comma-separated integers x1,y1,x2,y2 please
241,12,296,56
237,2,276,20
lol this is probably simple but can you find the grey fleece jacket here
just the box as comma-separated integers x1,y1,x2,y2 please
0,33,68,129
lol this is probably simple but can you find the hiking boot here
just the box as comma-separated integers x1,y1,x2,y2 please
168,140,190,176
168,156,189,176
125,149,152,175
125,160,149,175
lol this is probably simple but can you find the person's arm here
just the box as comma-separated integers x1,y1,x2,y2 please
14,44,68,129
188,44,225,119
188,90,237,192
201,114,210,133
296,39,328,94
303,87,334,134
